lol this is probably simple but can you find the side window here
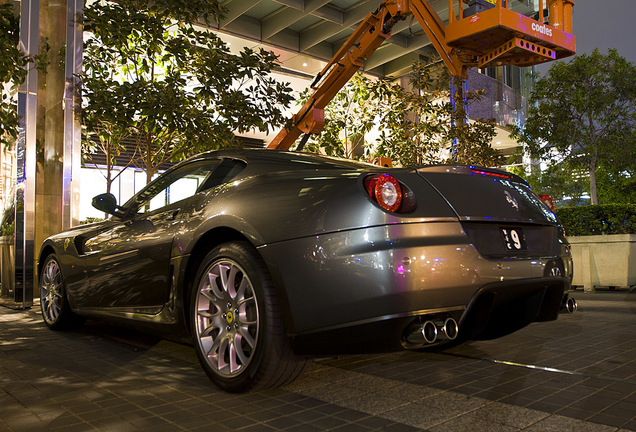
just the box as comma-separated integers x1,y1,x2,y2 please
197,159,247,192
133,160,221,215
145,173,206,212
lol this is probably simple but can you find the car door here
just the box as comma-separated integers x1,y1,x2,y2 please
80,159,222,309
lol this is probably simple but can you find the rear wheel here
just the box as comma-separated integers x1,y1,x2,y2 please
39,255,83,330
545,259,565,277
191,242,306,392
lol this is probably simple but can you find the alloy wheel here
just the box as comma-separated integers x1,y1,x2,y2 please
194,259,259,378
40,258,63,324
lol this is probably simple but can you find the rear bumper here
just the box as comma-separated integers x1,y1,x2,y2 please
258,221,570,355
288,277,566,355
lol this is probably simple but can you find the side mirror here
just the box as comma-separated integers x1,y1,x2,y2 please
92,193,119,215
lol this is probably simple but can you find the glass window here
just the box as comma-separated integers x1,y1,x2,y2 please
131,160,222,215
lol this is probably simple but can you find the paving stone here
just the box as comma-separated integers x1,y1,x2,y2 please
1,292,635,431
524,414,619,432
470,401,550,428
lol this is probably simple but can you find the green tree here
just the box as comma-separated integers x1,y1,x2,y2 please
301,73,376,160
82,0,293,186
508,163,589,207
304,62,503,168
0,3,47,149
510,49,636,205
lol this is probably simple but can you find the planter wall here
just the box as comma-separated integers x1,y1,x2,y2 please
567,234,636,291
0,236,15,298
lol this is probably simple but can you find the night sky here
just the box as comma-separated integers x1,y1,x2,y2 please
573,0,635,59
537,0,636,75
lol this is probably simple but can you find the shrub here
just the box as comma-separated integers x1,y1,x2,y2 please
80,217,105,225
555,204,636,236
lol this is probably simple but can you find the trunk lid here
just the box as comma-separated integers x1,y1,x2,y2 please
417,166,561,258
417,165,558,225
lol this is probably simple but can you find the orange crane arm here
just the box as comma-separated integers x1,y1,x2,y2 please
267,2,411,151
267,0,575,151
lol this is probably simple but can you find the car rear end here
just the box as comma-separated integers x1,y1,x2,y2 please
253,159,573,355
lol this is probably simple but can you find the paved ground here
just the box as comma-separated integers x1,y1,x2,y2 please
1,291,635,432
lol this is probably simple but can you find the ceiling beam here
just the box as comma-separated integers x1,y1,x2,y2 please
262,0,333,40
299,0,373,50
220,0,262,27
364,34,432,71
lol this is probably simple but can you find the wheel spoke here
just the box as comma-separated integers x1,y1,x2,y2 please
233,333,248,364
218,264,230,294
217,337,230,372
229,341,240,373
227,266,239,298
238,326,256,349
197,309,216,320
45,261,55,282
209,333,224,357
49,302,59,321
238,302,256,325
199,321,217,339
208,272,224,299
239,317,256,326
235,277,248,303
200,288,217,304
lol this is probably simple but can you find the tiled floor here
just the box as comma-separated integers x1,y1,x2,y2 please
1,291,635,431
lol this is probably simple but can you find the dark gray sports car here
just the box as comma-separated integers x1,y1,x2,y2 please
38,149,575,392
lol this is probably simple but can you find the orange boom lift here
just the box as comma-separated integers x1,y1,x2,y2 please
267,0,575,151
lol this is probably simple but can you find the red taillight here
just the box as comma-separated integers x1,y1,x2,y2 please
539,194,554,210
365,174,403,212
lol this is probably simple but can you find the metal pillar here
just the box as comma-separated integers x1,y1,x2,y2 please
63,0,83,230
15,0,39,308
14,0,81,308
449,76,469,161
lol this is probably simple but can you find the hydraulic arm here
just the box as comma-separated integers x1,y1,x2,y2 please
267,0,575,151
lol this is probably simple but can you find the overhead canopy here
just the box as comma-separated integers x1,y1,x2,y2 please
212,0,539,77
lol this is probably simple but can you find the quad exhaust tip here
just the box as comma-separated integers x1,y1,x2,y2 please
561,296,577,314
421,318,458,344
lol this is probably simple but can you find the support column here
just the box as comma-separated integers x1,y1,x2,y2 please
15,0,40,308
34,0,82,297
449,75,469,161
15,0,81,307
63,0,82,230
35,0,68,261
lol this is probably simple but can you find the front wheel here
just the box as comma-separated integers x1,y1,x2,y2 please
191,242,306,392
39,254,83,330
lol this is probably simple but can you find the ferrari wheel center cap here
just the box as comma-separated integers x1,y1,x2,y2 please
226,311,234,324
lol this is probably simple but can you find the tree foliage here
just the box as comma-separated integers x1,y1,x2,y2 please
508,163,589,207
0,3,48,149
303,62,503,168
82,0,294,187
510,49,636,205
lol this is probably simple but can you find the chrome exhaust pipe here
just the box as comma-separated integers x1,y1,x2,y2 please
438,318,459,341
419,318,459,344
421,320,438,343
561,296,577,313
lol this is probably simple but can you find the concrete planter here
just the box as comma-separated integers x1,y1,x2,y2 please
567,234,636,292
0,236,15,298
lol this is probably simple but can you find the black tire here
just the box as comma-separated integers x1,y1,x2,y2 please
39,254,83,330
190,241,307,392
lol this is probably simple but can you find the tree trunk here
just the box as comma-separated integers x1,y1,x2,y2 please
106,136,112,195
145,132,154,185
589,156,598,205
